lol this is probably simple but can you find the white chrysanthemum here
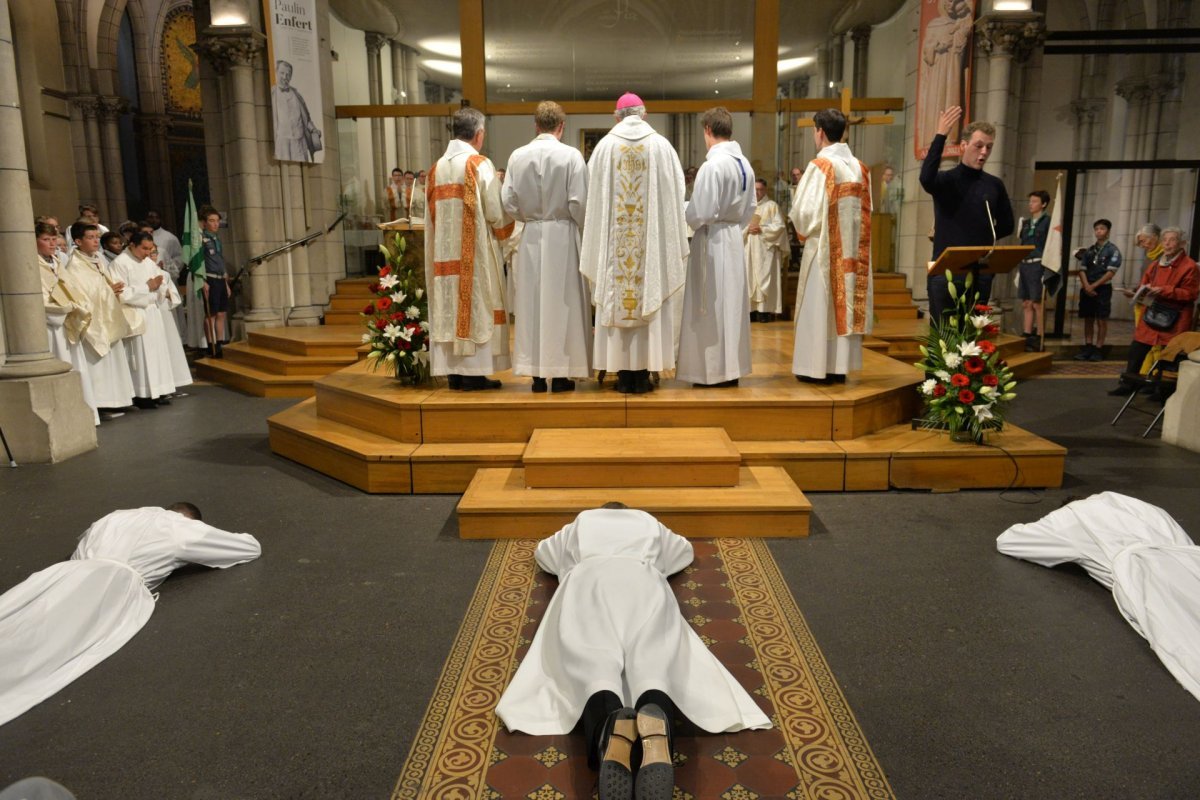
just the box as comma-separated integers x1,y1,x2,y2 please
383,322,401,341
935,370,951,382
360,333,372,343
970,314,991,329
379,274,399,290
920,378,937,396
973,404,994,421
406,305,420,319
419,321,430,332
958,341,982,358
943,352,962,369
390,291,406,304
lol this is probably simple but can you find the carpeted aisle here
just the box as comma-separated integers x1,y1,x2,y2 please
393,539,894,800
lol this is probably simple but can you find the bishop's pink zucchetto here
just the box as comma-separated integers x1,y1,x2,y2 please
616,92,644,110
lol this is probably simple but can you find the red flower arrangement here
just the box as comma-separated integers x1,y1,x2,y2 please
361,232,430,384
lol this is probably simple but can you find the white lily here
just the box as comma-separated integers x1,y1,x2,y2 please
958,341,982,358
979,384,999,399
419,321,430,332
383,323,402,341
379,274,399,290
360,333,372,343
397,326,413,342
935,370,951,382
970,314,991,329
415,287,424,299
390,291,406,304
973,404,994,422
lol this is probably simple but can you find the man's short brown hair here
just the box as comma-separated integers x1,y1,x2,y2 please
702,106,733,139
961,120,996,141
534,101,565,133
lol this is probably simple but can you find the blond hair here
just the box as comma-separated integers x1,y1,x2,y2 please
534,101,565,133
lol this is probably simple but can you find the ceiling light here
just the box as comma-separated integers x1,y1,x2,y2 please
418,37,461,59
778,56,815,73
423,59,462,77
992,0,1032,9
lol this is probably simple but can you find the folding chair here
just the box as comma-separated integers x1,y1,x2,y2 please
1111,358,1180,437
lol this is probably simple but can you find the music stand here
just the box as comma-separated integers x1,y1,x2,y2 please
927,245,1033,277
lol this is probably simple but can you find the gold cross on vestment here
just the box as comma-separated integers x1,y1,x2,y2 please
788,88,900,130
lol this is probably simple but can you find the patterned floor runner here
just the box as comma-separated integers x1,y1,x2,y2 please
393,539,894,800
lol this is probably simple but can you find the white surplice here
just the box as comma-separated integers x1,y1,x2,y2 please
40,256,99,424
789,142,874,379
0,507,261,727
495,508,772,735
677,140,755,385
502,133,593,378
152,227,183,281
424,138,513,376
745,198,787,314
62,250,134,409
108,251,176,399
579,116,689,372
997,492,1200,702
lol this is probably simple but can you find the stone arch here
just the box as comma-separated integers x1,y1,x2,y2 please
95,0,155,103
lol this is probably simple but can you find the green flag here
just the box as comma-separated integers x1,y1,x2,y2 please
181,181,206,295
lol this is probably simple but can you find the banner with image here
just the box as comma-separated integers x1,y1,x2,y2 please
915,0,976,160
264,0,325,164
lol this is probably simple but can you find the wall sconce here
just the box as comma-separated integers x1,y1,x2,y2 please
991,0,1033,10
211,0,251,27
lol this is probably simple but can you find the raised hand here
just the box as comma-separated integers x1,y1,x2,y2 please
936,106,963,138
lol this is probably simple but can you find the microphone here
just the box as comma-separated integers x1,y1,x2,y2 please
981,200,998,265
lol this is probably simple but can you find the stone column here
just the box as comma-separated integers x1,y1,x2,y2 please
1115,77,1149,271
850,25,871,97
0,0,95,461
195,27,277,326
830,34,845,92
1135,74,1172,223
390,40,409,169
73,96,109,217
365,32,387,217
139,114,175,224
975,13,1045,181
404,45,429,171
98,95,128,222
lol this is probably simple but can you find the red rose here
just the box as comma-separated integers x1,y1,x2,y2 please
379,266,391,278
932,384,947,398
362,303,375,315
377,296,392,311
965,356,985,374
983,375,999,387
951,373,970,387
984,324,999,335
395,311,406,321
958,389,976,404
369,283,380,294
978,340,996,355
974,304,991,313
375,316,389,329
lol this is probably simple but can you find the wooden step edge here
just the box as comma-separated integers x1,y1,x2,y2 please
411,442,527,461
195,357,320,385
268,400,418,461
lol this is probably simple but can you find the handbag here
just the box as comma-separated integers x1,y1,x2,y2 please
1143,301,1180,332
307,125,323,154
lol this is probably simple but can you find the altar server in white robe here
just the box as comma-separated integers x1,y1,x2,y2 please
36,223,99,425
745,178,788,320
424,107,514,390
579,93,689,395
496,505,771,773
502,101,593,392
678,107,756,388
0,503,261,727
789,108,874,383
108,233,177,407
62,222,135,410
153,261,193,391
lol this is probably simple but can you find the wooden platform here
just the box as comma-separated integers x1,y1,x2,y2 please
869,317,1054,379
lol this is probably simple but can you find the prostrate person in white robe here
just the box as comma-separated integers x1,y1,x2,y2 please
62,222,135,413
424,107,514,390
0,503,261,727
36,222,99,425
998,492,1200,703
496,503,771,796
745,178,788,321
677,107,756,388
108,233,177,408
579,92,689,395
789,108,874,384
501,101,592,392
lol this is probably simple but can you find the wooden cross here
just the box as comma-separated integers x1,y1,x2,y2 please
790,88,900,129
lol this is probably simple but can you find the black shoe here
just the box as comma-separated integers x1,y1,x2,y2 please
1088,348,1104,362
633,370,654,394
133,397,158,410
829,373,846,383
550,378,575,393
155,397,172,406
634,704,674,800
615,370,634,394
1073,345,1093,361
598,707,637,800
460,376,502,391
694,379,739,388
796,374,833,385
447,374,463,390
531,377,548,393
1107,384,1135,396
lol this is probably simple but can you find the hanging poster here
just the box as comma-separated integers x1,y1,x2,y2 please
915,0,976,160
264,0,325,163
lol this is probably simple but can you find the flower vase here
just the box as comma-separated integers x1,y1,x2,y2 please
950,429,985,445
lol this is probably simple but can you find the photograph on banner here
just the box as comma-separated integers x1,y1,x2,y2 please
265,0,325,164
915,0,976,160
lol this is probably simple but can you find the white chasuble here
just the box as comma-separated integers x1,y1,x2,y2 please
62,251,134,408
789,142,874,379
677,140,756,385
495,508,772,735
41,259,99,424
502,133,593,378
0,507,261,727
744,198,787,314
424,139,513,376
109,251,177,399
579,116,689,372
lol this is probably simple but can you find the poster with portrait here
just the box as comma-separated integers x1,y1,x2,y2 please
915,0,976,160
264,0,325,164
579,129,608,163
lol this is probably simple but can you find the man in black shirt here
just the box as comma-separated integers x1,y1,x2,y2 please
920,106,1014,322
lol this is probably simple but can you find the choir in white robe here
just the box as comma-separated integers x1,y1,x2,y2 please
789,142,874,379
152,263,193,389
424,139,514,376
62,250,135,409
677,140,755,385
502,133,593,378
998,493,1200,702
109,251,177,399
745,198,787,315
0,507,261,727
495,508,772,735
152,227,183,281
40,256,99,424
579,115,689,373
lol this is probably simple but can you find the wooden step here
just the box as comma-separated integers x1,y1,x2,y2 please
267,398,416,492
875,306,920,319
1006,349,1054,379
736,440,847,491
874,289,914,304
419,380,627,443
873,273,908,288
411,442,526,493
195,357,317,398
456,466,811,539
221,342,357,376
888,423,1066,490
523,427,741,488
314,362,435,443
335,277,377,297
323,311,363,326
248,326,363,357
329,295,375,311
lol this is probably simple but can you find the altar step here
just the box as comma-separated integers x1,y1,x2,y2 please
323,277,377,324
195,325,363,397
868,317,1054,378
